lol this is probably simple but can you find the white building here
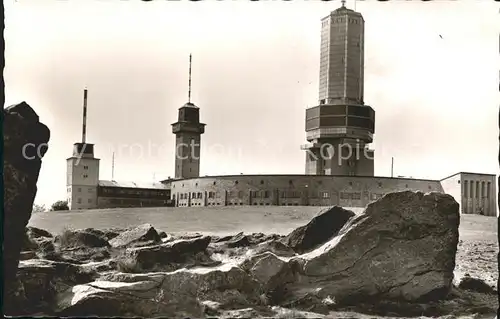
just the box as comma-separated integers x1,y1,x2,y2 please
440,172,497,216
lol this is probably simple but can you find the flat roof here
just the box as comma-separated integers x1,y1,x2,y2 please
440,172,497,181
99,180,169,190
162,174,441,183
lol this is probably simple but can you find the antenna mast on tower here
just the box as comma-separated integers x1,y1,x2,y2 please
188,54,192,103
112,152,115,180
82,88,88,143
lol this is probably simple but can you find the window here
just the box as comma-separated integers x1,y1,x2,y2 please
260,180,264,185
84,166,88,170
263,190,270,198
481,181,485,198
192,192,196,198
475,181,479,199
238,191,243,198
213,181,216,185
352,192,361,200
464,180,468,198
487,182,491,198
88,188,93,193
340,192,351,200
377,182,382,187
235,180,239,185
208,192,215,199
469,181,474,199
197,192,202,199
78,188,82,193
289,180,294,185
322,192,330,199
83,174,88,178
88,199,92,204
77,198,82,204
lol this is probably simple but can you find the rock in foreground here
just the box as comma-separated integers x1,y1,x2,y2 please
281,191,460,306
3,102,50,314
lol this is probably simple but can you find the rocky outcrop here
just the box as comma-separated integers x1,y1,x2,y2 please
281,206,355,254
280,191,460,306
3,102,50,313
109,223,161,248
14,191,493,317
55,266,262,317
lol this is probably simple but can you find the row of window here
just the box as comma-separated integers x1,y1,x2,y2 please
101,188,168,197
69,198,92,205
322,18,361,26
68,187,93,193
463,180,491,199
174,179,387,189
176,190,386,201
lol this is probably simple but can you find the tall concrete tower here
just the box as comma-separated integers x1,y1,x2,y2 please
171,54,206,179
302,2,375,176
66,88,100,210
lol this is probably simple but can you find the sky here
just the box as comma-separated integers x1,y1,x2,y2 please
4,0,499,207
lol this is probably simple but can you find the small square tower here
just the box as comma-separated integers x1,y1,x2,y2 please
66,143,99,210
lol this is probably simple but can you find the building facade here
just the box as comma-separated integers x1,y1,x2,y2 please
440,172,496,216
168,175,443,208
302,3,375,177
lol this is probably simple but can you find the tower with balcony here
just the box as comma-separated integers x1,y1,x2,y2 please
171,54,206,179
302,2,375,176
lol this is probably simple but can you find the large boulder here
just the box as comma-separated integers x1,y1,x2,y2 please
109,224,161,248
280,191,460,306
55,266,262,317
3,102,50,311
281,206,355,254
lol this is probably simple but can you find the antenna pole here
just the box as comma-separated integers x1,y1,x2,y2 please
391,157,394,178
82,88,88,143
112,152,115,180
188,54,192,103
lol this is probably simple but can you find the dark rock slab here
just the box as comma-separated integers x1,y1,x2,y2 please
282,206,355,254
458,274,496,294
